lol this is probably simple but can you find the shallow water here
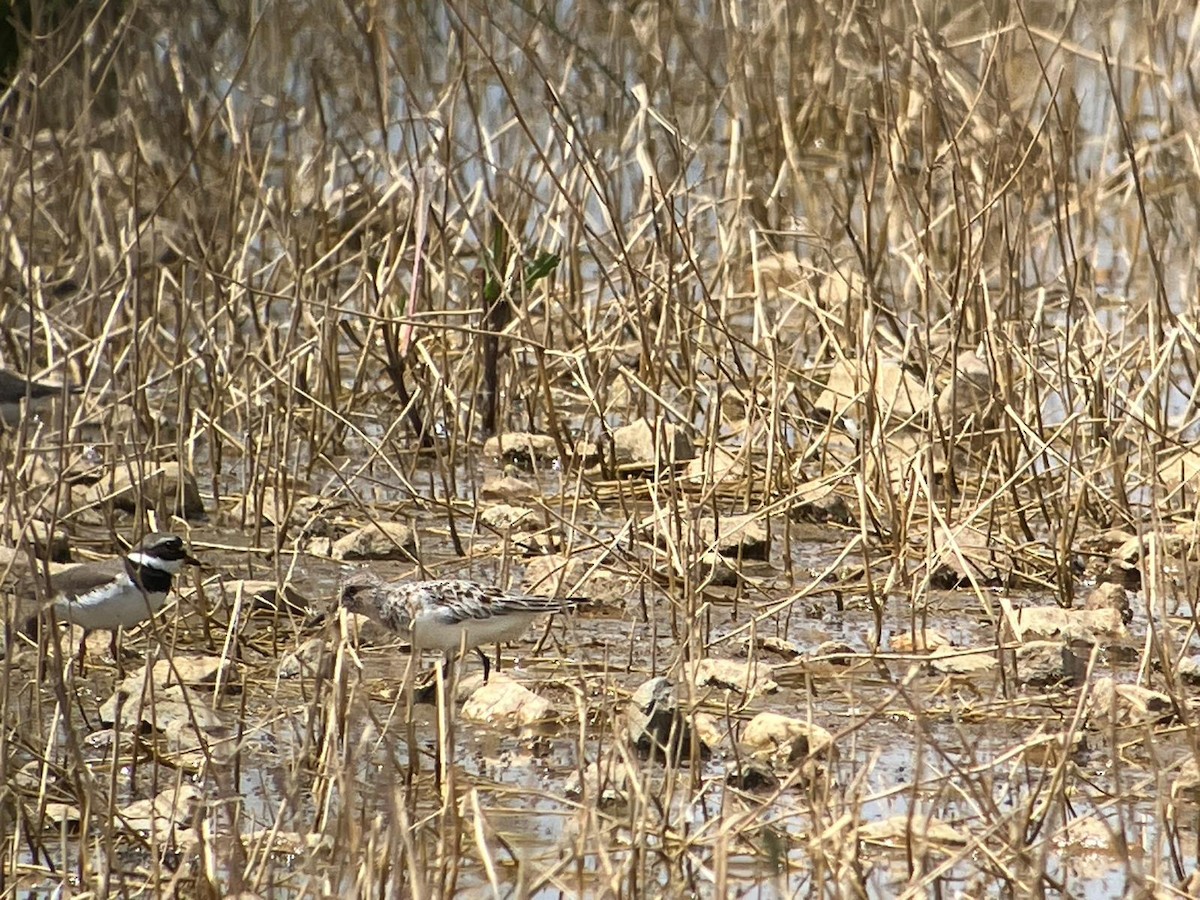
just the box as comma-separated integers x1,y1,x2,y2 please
6,0,1200,895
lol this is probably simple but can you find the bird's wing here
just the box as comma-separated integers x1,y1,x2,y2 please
0,369,66,399
45,560,126,603
441,581,576,619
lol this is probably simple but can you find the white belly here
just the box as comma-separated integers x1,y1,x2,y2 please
411,611,540,654
54,586,167,631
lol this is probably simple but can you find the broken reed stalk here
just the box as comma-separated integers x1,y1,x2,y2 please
480,223,512,436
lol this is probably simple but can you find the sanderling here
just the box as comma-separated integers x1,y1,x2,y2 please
339,569,582,681
0,367,79,428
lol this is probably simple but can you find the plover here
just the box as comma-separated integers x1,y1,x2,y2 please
26,532,200,657
0,368,77,427
339,569,581,681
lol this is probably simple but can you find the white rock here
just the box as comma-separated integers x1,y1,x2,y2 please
331,522,415,560
1087,677,1173,729
684,658,778,697
118,784,203,842
460,675,554,729
612,417,694,472
741,712,833,762
1003,606,1128,645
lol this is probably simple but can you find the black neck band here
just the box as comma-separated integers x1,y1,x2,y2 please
125,558,174,594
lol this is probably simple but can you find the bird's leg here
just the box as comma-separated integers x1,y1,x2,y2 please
27,615,46,684
111,630,124,678
474,647,491,683
76,631,88,675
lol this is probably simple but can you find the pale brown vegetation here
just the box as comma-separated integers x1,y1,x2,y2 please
2,0,1200,896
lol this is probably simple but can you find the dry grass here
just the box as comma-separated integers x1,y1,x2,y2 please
2,0,1200,896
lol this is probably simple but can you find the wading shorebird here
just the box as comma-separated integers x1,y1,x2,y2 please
26,532,200,661
0,368,78,428
339,569,582,682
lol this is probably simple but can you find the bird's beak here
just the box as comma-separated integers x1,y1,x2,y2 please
184,553,201,567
